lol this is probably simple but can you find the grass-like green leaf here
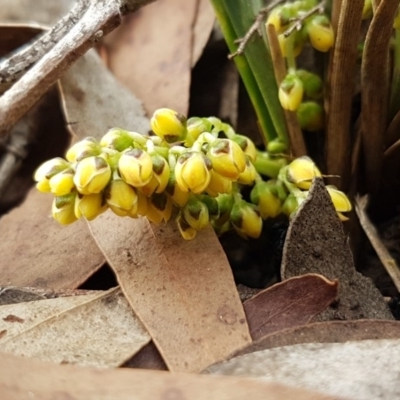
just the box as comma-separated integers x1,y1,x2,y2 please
209,0,288,146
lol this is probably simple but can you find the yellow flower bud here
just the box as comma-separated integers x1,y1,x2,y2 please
326,185,352,221
176,213,197,240
166,174,190,207
286,156,322,189
34,157,71,193
266,5,293,33
146,201,164,224
183,197,210,231
279,73,304,111
105,179,138,217
232,135,257,162
277,30,304,58
100,128,135,151
118,149,153,188
52,194,78,225
394,7,400,30
250,181,283,219
175,151,212,194
74,156,111,195
206,170,232,197
151,154,170,194
306,15,335,52
186,117,212,144
362,0,373,19
208,139,246,180
150,193,173,222
136,191,148,216
230,200,262,239
49,169,75,196
150,108,187,143
237,157,257,185
66,137,100,162
74,193,104,221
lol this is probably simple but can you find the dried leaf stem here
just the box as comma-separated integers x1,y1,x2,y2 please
228,0,286,59
0,0,91,85
0,0,157,138
325,0,364,191
361,0,399,197
355,195,400,292
266,24,306,157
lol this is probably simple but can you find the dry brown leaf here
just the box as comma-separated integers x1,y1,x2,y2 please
0,288,150,367
281,178,393,321
0,351,341,400
191,0,215,67
124,341,167,370
105,0,197,115
244,274,338,340
0,188,105,289
0,291,103,342
89,212,251,373
208,339,400,400
60,49,149,139
237,319,400,356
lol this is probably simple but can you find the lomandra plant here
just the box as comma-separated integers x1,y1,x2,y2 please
210,0,400,221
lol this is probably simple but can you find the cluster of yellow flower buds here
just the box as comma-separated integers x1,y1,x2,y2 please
267,1,331,130
34,108,351,240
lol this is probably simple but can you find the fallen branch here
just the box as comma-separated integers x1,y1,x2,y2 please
0,0,157,138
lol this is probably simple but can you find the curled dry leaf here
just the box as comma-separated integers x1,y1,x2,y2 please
281,178,393,321
207,339,400,400
89,213,251,373
243,274,338,341
0,288,150,367
237,319,400,356
0,351,341,400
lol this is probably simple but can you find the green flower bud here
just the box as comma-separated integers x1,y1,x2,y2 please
119,148,153,188
66,137,101,162
52,193,78,225
306,15,335,52
267,138,288,154
198,194,220,220
105,179,138,217
237,157,257,185
74,193,104,221
282,192,300,218
296,69,323,100
150,108,187,143
250,181,283,219
206,170,232,197
232,135,257,162
208,139,246,180
279,73,304,111
49,168,75,196
34,157,70,193
74,156,111,195
100,128,135,151
175,151,212,194
297,101,324,132
230,200,263,239
286,156,322,189
183,197,210,231
176,213,197,240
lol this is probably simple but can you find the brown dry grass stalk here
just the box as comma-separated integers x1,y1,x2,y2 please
325,0,364,191
361,0,399,197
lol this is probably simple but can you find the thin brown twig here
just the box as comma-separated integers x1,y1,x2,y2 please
228,0,286,59
283,0,326,38
0,0,157,139
0,0,90,85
